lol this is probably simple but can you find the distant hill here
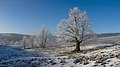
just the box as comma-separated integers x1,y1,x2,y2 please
0,33,31,42
97,33,120,38
96,33,120,44
0,33,120,44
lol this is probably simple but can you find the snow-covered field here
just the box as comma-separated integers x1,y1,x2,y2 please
0,44,120,67
0,45,52,67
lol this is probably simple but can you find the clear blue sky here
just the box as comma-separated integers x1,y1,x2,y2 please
0,0,120,35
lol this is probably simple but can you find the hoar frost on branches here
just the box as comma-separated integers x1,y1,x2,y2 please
34,26,53,48
57,7,96,52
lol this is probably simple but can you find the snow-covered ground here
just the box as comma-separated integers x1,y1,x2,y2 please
0,45,52,67
0,44,120,67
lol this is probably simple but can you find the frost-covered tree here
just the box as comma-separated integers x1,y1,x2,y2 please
1,39,9,45
9,40,15,45
57,7,95,52
0,40,6,45
21,36,27,49
14,41,20,45
28,36,35,48
35,26,52,48
25,36,35,48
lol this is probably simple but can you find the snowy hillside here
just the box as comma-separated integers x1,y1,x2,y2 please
0,33,30,42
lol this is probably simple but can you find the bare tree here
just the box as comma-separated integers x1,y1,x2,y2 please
57,7,95,52
21,36,27,49
9,40,15,45
14,41,20,45
35,26,52,48
29,36,35,48
26,36,35,48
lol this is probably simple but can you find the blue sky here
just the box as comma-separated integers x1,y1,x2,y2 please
0,0,120,35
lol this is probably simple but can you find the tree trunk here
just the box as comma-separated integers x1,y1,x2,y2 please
74,40,80,52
